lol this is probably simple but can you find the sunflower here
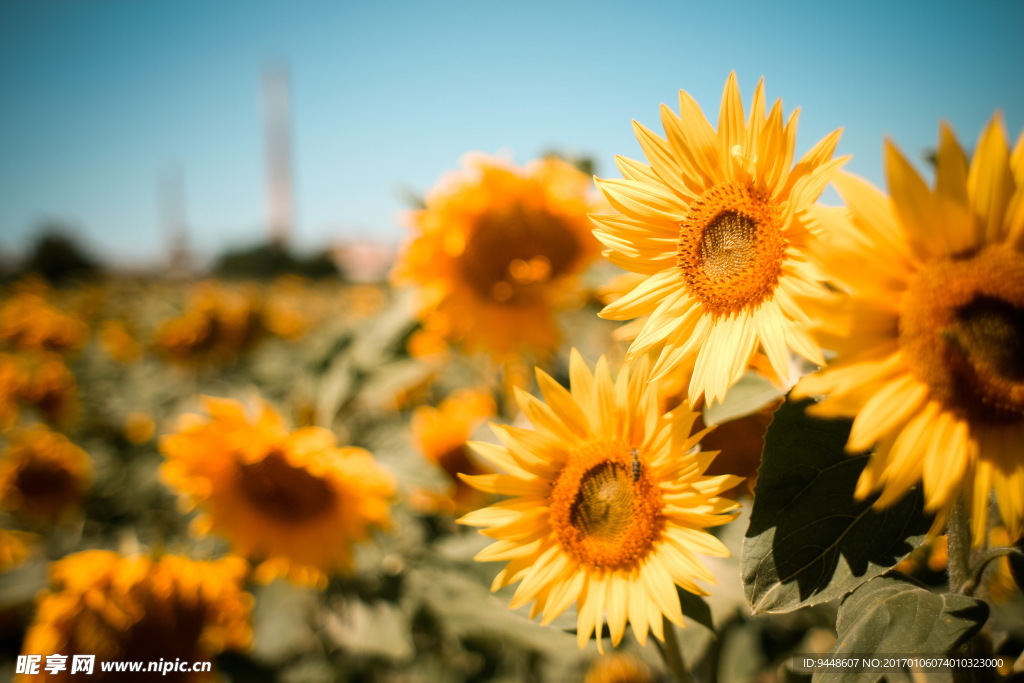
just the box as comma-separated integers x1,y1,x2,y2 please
160,397,394,586
154,283,266,365
0,528,36,572
592,73,846,407
458,351,741,651
0,424,92,524
21,550,251,681
584,651,653,683
0,291,88,354
793,116,1024,544
392,154,602,359
0,352,78,428
411,389,495,514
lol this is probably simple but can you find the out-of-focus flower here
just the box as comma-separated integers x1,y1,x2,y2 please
123,411,156,445
584,651,653,683
154,283,266,365
410,389,495,514
0,352,79,427
0,528,36,572
459,351,741,651
20,550,252,681
392,154,602,359
794,116,1024,543
0,292,88,354
0,424,92,524
593,73,845,406
160,397,394,586
98,320,143,363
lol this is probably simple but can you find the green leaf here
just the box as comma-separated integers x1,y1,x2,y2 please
742,400,932,614
677,587,715,632
815,573,988,683
703,370,784,426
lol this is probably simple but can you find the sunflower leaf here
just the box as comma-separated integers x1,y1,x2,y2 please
676,586,715,632
741,399,932,614
812,573,988,683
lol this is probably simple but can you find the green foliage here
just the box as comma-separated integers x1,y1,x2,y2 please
816,574,988,683
20,225,102,284
212,242,339,279
742,399,932,614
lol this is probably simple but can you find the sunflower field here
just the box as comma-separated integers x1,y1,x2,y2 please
2,74,1023,683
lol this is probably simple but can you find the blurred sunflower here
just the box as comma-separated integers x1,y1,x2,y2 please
21,550,251,681
584,651,653,683
0,291,88,354
794,116,1024,543
11,353,79,427
98,319,143,363
0,528,36,572
154,283,266,365
411,389,495,514
593,73,846,406
0,424,92,524
160,397,394,586
458,351,741,650
392,154,602,359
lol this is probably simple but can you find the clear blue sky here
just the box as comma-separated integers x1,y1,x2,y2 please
1,0,1021,265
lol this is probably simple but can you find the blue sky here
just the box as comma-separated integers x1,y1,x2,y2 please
1,0,1021,265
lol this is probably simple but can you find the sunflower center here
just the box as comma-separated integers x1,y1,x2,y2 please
458,201,581,306
11,461,79,518
236,450,335,523
549,440,663,570
899,246,1024,424
677,182,785,315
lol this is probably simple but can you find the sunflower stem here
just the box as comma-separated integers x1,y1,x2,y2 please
659,616,694,683
947,495,972,594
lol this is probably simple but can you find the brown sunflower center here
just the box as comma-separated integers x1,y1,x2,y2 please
677,182,786,315
457,201,581,305
549,440,663,570
236,450,335,523
11,461,79,519
899,246,1024,424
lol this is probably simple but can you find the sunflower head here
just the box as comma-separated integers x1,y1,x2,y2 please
0,528,36,572
584,651,653,683
458,351,741,651
411,388,495,514
0,292,88,354
99,319,143,363
155,283,267,365
795,115,1024,544
21,550,252,679
160,397,395,586
593,73,846,406
392,154,602,359
0,423,92,524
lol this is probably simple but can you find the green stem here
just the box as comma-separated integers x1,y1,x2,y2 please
658,616,694,683
947,495,972,594
963,546,1024,597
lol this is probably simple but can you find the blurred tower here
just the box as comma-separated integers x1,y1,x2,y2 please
159,164,190,275
262,62,294,248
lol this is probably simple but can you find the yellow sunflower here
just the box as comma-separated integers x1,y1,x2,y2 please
0,424,92,524
160,397,394,586
458,351,741,651
0,291,88,355
793,116,1024,544
154,283,266,366
21,550,251,681
593,73,846,406
0,528,36,572
584,651,653,683
392,154,602,359
410,388,495,514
